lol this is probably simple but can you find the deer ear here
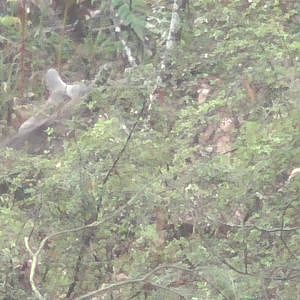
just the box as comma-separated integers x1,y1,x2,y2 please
45,68,67,93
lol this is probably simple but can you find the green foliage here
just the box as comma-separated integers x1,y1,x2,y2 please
0,0,300,299
112,0,146,41
0,16,19,27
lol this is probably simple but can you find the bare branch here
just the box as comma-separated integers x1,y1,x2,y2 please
111,5,138,68
166,1,181,51
24,185,147,299
205,216,300,233
75,265,172,299
76,264,230,300
279,198,298,259
24,237,33,256
148,0,181,110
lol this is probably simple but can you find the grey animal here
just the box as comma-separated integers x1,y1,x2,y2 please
46,68,89,99
2,68,90,152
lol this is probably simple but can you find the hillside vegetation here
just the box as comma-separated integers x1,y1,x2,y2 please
0,0,299,299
